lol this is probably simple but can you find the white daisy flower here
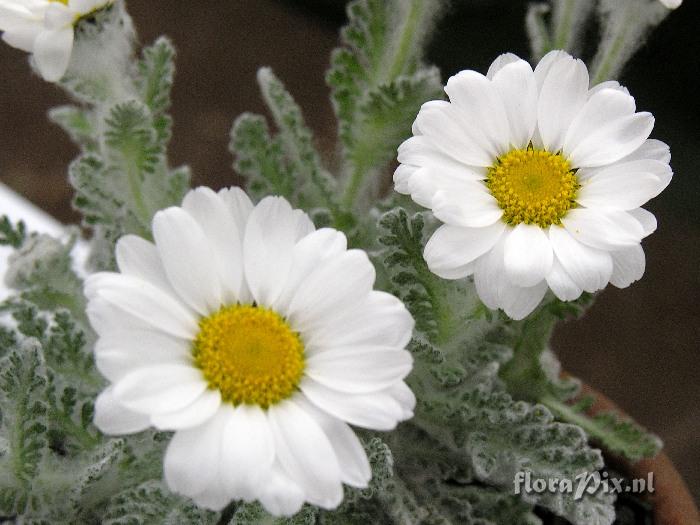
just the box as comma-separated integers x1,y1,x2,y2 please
85,187,415,516
394,50,672,320
0,0,113,82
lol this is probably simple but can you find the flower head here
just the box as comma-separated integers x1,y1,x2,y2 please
395,51,672,320
85,187,415,515
0,0,113,81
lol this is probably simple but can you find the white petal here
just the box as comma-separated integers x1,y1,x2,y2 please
220,404,275,500
424,221,506,280
577,159,671,210
86,298,156,338
164,410,228,505
563,88,636,164
305,291,414,352
588,80,630,99
503,223,553,287
403,163,486,208
499,280,548,321
115,235,173,294
444,70,511,155
217,186,254,238
534,50,572,91
33,25,73,82
93,386,150,435
182,187,245,304
629,208,657,237
659,0,681,9
301,400,370,488
561,208,644,250
566,113,654,168
396,135,487,179
84,273,198,339
258,464,305,517
609,244,645,288
272,228,347,314
491,58,538,148
2,21,42,53
306,347,413,394
393,163,415,194
413,100,494,167
94,329,189,382
387,381,417,419
473,237,507,310
43,2,73,29
113,364,207,415
536,52,589,152
150,389,221,430
619,139,671,164
153,207,223,315
301,380,409,431
431,262,475,279
546,257,583,301
431,186,503,228
268,399,343,509
474,235,548,319
286,250,375,333
549,225,613,292
486,52,522,79
244,197,312,307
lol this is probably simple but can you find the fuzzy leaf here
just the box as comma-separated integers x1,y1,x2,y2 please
102,479,217,525
378,208,461,344
4,233,85,318
230,68,344,227
256,68,338,212
0,216,26,249
0,340,48,514
230,112,294,201
327,0,445,207
230,503,317,525
49,105,97,149
543,395,662,463
137,37,176,116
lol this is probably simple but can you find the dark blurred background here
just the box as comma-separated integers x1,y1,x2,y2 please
0,0,698,501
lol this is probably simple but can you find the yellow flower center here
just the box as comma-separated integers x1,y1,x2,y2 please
486,147,579,227
49,0,69,4
192,305,305,408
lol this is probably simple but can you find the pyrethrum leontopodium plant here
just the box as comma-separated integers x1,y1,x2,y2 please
87,188,415,515
0,0,684,524
395,50,671,319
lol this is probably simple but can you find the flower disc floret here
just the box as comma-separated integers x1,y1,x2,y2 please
193,304,304,408
487,147,579,227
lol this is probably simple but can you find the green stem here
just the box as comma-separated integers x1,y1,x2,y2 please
552,0,576,50
126,163,152,235
499,305,558,402
341,166,368,210
386,0,424,80
418,266,454,346
591,24,629,85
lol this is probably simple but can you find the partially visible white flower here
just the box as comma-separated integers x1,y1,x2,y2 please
395,51,672,320
85,187,415,516
0,0,113,81
658,0,681,9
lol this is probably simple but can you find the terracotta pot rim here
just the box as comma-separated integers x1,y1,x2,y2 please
578,383,699,525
